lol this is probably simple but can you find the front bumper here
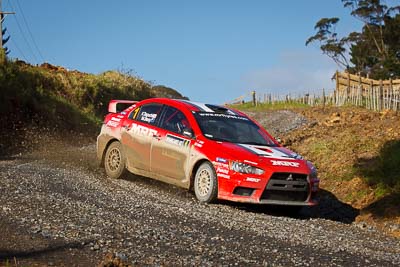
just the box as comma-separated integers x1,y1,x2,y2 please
217,171,319,206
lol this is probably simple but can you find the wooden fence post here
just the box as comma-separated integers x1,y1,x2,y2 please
358,74,362,106
335,71,339,91
389,78,393,110
251,91,256,106
370,80,374,110
379,80,383,111
347,72,351,102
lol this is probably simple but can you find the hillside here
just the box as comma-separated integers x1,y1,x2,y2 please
245,106,400,236
1,57,399,237
0,59,186,154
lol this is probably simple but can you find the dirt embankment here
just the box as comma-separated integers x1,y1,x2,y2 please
274,107,400,235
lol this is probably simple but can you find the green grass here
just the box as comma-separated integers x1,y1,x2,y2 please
0,59,185,133
356,140,400,193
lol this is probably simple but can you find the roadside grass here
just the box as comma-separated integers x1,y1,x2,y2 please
301,132,365,183
0,58,186,155
0,59,185,132
356,140,400,195
278,107,400,218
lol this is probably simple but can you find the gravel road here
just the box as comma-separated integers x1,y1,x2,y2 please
1,110,399,266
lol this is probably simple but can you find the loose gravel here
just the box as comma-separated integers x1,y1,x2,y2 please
1,142,399,266
244,110,310,137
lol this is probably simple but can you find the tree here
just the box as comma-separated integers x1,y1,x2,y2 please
1,12,10,56
305,17,352,69
306,0,400,79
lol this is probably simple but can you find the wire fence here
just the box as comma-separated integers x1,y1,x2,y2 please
230,72,400,112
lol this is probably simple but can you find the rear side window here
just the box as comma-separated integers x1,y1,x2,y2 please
132,103,163,125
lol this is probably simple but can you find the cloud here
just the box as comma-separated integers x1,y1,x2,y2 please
240,49,337,96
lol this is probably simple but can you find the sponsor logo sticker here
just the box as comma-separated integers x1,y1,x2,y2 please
194,142,203,148
217,173,230,179
244,159,258,165
216,157,228,163
245,177,261,183
213,162,229,169
166,134,190,147
213,160,230,179
106,120,119,127
270,160,300,168
129,123,158,137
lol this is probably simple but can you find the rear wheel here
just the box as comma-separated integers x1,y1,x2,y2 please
194,162,218,203
104,141,127,179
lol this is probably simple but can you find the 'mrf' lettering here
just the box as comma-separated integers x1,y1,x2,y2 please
130,123,158,137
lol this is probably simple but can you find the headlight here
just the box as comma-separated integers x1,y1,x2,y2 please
230,161,264,175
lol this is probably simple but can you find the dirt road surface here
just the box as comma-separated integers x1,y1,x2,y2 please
1,110,399,266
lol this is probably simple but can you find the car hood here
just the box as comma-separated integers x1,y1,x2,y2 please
214,142,309,171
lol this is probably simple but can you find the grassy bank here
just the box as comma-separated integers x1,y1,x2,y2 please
0,59,186,154
231,101,308,111
233,102,400,229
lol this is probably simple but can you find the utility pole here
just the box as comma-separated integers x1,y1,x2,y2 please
0,0,15,50
0,0,3,48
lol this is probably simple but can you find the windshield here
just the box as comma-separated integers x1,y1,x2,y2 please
194,112,276,146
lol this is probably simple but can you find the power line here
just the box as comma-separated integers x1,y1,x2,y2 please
10,36,27,61
15,0,44,62
7,0,39,63
0,0,14,51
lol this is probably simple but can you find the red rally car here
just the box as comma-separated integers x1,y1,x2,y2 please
97,98,319,206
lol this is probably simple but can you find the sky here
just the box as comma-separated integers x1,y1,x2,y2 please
1,0,366,104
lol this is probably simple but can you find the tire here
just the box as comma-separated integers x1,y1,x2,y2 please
194,162,218,203
104,141,127,179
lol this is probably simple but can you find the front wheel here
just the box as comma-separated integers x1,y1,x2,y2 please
104,141,127,179
194,162,218,203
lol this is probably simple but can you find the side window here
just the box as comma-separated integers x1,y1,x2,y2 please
160,106,191,135
132,103,163,125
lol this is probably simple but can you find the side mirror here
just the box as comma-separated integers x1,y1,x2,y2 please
275,137,282,144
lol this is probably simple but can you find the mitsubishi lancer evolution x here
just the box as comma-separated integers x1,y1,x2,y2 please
97,98,319,206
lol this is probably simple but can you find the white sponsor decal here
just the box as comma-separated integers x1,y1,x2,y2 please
166,134,190,147
129,123,158,137
216,157,228,163
270,160,300,167
198,113,248,121
217,173,230,179
111,117,121,122
238,144,295,160
140,112,158,123
213,162,229,169
216,167,229,174
106,120,119,127
244,160,258,165
246,177,261,183
213,161,230,178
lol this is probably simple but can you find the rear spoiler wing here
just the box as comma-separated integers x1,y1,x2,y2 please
108,100,138,113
